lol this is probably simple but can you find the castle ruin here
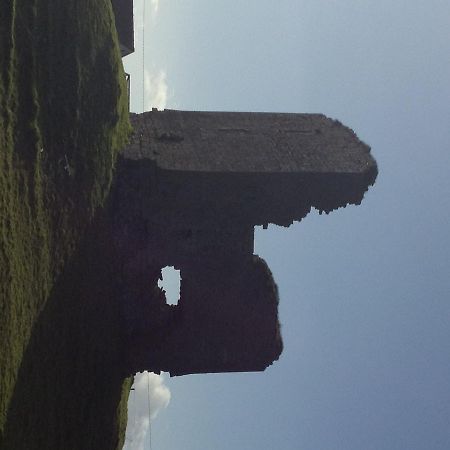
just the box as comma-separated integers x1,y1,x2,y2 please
111,110,377,376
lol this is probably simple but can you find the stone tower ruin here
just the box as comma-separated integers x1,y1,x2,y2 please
111,109,377,377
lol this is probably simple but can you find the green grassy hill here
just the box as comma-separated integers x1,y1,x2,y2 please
1,0,133,448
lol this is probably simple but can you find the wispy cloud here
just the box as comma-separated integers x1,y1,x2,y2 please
134,0,161,31
144,69,169,110
123,372,171,450
150,0,160,15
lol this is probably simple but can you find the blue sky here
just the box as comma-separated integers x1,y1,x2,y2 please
122,1,450,449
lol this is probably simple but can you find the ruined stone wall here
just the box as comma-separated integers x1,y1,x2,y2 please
111,109,377,377
111,158,284,376
125,110,376,174
123,110,377,220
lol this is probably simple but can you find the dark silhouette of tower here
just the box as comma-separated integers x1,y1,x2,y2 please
111,109,377,376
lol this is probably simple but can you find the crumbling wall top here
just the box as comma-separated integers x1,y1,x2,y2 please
123,110,376,179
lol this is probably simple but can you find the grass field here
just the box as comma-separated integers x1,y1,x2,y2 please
2,217,134,449
0,0,133,448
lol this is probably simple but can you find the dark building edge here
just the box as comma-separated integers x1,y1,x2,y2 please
111,0,134,57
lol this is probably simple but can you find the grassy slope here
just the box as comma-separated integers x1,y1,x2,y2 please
2,215,134,449
1,0,132,448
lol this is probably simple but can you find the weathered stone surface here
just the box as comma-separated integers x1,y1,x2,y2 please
112,109,377,377
125,110,375,175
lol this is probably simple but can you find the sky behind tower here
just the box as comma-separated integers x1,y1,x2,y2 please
122,1,450,449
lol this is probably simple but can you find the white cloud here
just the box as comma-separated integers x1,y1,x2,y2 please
144,69,169,111
123,372,171,450
133,0,161,34
150,0,160,15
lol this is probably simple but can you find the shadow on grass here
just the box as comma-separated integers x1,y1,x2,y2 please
1,212,132,450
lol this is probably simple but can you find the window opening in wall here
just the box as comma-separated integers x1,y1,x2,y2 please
158,266,181,305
